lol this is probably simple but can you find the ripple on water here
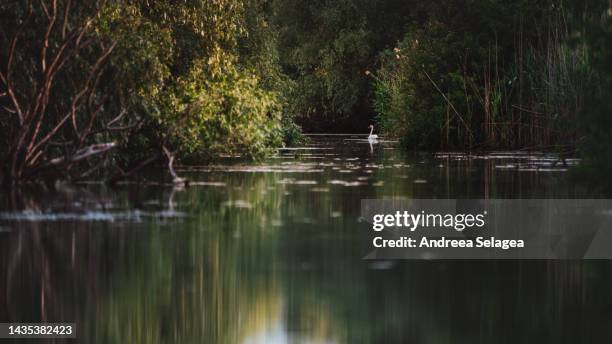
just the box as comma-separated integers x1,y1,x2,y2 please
189,181,227,187
207,164,324,173
221,200,253,209
435,152,580,171
277,178,318,185
0,209,187,222
328,180,366,187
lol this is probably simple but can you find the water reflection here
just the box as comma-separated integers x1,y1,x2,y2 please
1,137,611,343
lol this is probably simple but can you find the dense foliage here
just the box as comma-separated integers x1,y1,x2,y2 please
0,1,121,183
0,0,295,183
100,0,287,161
1,0,611,183
371,1,603,150
272,0,419,131
574,1,612,177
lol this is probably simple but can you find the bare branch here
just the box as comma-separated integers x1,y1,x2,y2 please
69,41,117,134
46,0,111,77
162,146,187,184
61,0,71,39
38,0,49,19
23,142,115,179
26,41,116,159
41,142,116,168
3,0,117,183
27,149,44,166
44,3,106,86
27,24,97,127
26,0,108,129
2,106,16,114
5,0,33,124
78,95,107,145
41,0,58,73
106,109,128,127
26,111,72,158
89,109,142,135
20,0,58,143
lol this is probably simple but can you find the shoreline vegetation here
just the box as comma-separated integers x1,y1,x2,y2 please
1,0,611,186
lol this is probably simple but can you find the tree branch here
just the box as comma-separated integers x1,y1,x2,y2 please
5,0,33,125
36,142,116,170
162,146,187,185
68,41,117,134
40,0,58,73
26,41,116,160
61,0,71,39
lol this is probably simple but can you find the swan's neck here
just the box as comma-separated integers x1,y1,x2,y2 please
369,126,374,136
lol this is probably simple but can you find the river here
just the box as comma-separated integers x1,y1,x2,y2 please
0,136,610,343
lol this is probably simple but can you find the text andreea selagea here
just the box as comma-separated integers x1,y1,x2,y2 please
372,236,525,250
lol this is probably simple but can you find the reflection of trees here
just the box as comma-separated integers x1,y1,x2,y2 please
2,155,611,344
80,170,355,344
1,221,57,323
0,182,290,343
373,151,591,199
280,247,612,343
85,221,285,343
0,186,114,336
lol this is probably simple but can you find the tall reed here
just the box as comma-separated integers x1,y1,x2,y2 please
372,1,594,151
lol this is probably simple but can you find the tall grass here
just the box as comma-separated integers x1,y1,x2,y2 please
372,3,594,151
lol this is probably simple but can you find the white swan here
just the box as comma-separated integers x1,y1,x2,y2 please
368,125,379,143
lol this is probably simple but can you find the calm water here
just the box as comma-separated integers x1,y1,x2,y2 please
1,136,611,343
